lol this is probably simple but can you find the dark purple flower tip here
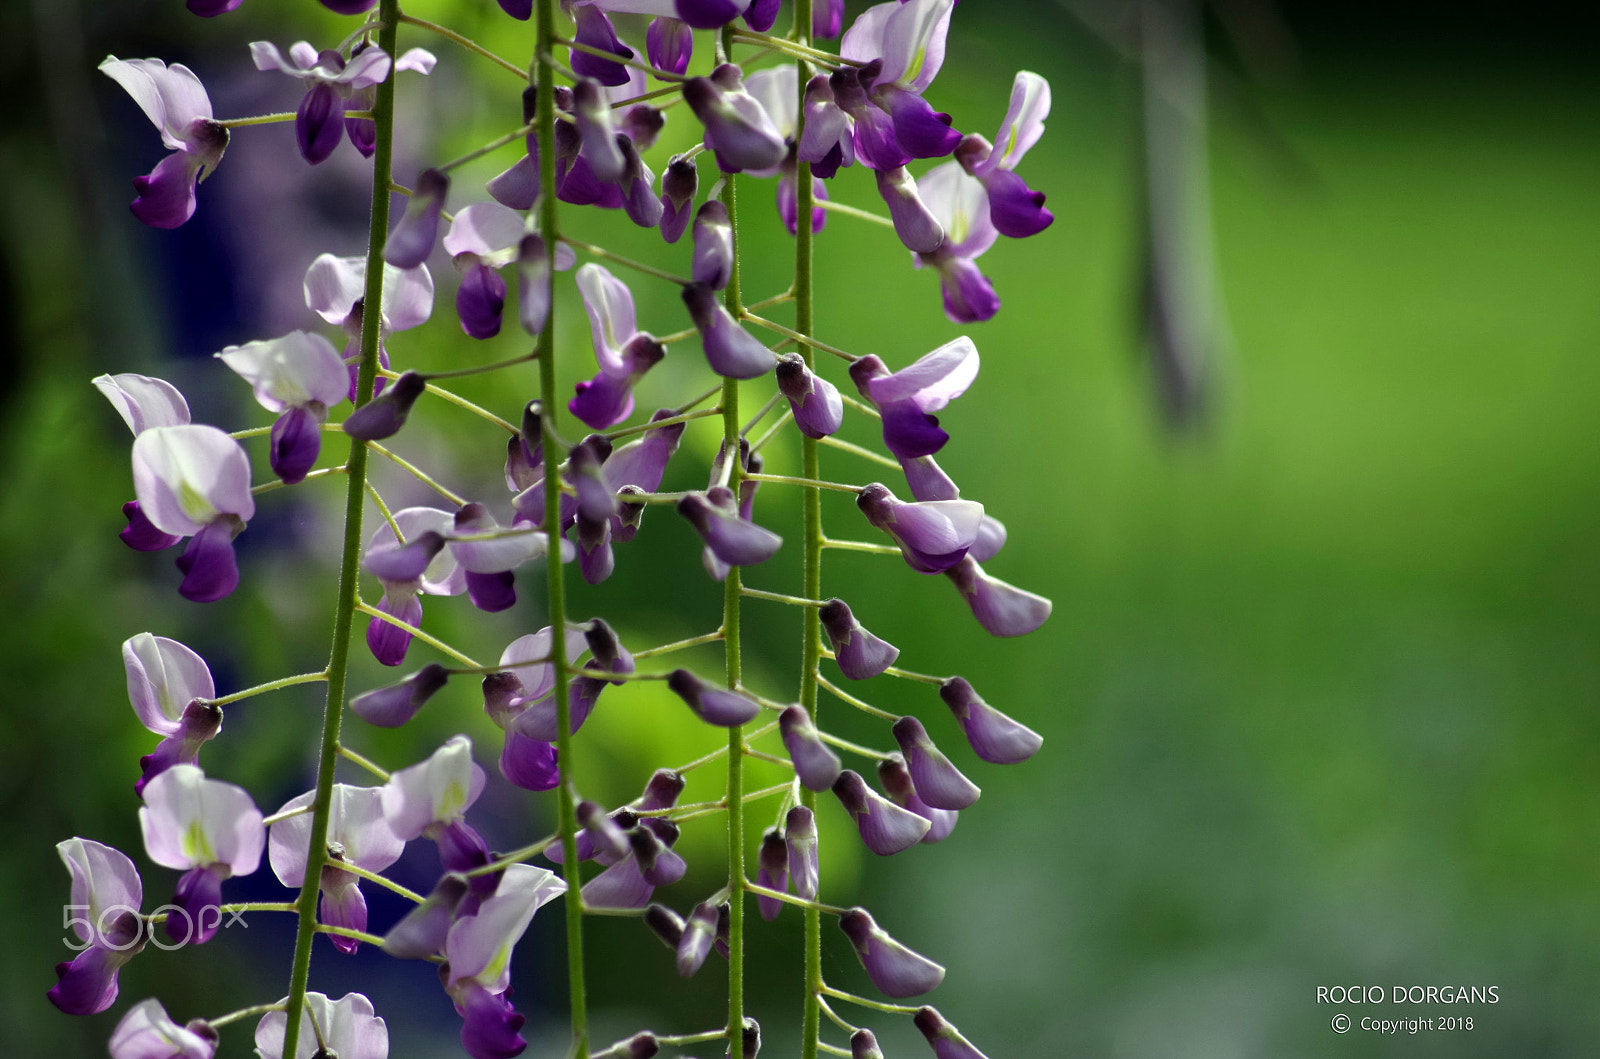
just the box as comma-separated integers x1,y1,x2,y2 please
500,728,560,790
638,768,687,811
983,167,1054,238
935,256,1001,323
577,800,632,861
875,165,946,254
482,670,524,729
175,517,241,603
661,153,698,207
583,854,654,909
692,200,734,289
677,487,783,567
365,529,447,582
268,404,324,484
350,662,449,728
570,370,634,429
644,902,686,948
571,4,634,86
735,1017,761,1058
819,598,900,680
755,828,789,921
368,591,421,666
170,865,225,945
296,82,345,165
913,1007,991,1059
878,754,958,843
616,139,665,229
667,668,762,727
878,86,963,159
778,704,843,791
742,0,780,30
939,676,1042,764
839,908,946,998
622,102,665,152
890,716,981,810
636,826,687,887
785,805,819,899
342,370,427,440
676,901,718,977
832,769,931,854
136,699,222,796
121,500,183,551
674,0,747,30
384,872,469,960
48,940,138,1015
582,618,634,678
465,569,517,613
457,257,505,340
775,353,844,438
847,353,889,394
386,168,450,267
456,984,527,1059
616,1031,660,1059
813,0,844,37
318,871,368,953
187,0,243,14
852,1028,885,1059
647,17,694,75
943,555,1052,636
497,0,533,19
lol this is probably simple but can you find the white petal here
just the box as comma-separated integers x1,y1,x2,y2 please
217,330,348,412
123,632,214,736
132,424,255,536
93,373,191,434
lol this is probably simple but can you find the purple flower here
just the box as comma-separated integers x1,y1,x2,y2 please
110,999,217,1059
647,16,694,75
667,668,762,726
691,200,734,289
250,42,435,165
678,486,783,570
682,65,787,174
785,805,819,899
856,482,983,575
676,901,719,976
217,330,348,483
913,1007,992,1059
799,75,856,177
955,71,1053,238
342,370,428,441
570,2,635,86
385,167,450,267
890,716,981,810
124,633,222,795
840,0,960,161
876,165,946,254
938,676,1042,764
819,598,899,679
268,784,404,953
99,57,228,228
832,769,930,854
139,765,264,945
878,753,957,843
49,838,145,1015
779,704,843,790
442,865,564,1058
838,907,946,997
850,338,979,460
381,736,494,874
943,555,1052,636
304,251,434,398
447,503,551,604
682,282,779,379
659,155,699,242
775,353,844,439
571,264,667,428
94,373,190,435
131,425,254,602
674,0,751,30
254,992,388,1059
350,663,450,728
755,829,789,920
382,873,470,960
362,507,466,665
912,161,1002,322
443,205,575,340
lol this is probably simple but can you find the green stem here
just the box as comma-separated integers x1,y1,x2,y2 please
355,601,483,667
740,313,856,362
217,111,298,128
202,670,326,707
336,743,392,780
741,587,826,607
399,13,528,80
561,236,691,285
208,1001,286,1030
818,434,901,469
815,197,897,229
745,472,862,494
279,6,398,1055
534,0,589,1052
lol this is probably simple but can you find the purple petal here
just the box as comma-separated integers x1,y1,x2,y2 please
779,704,842,790
969,515,1006,562
852,1029,885,1059
899,455,959,502
436,819,494,877
454,984,526,1059
109,999,218,1059
838,908,945,998
345,112,377,157
691,200,734,290
498,0,533,18
682,71,787,173
171,865,225,945
666,668,762,727
350,663,450,727
571,5,634,86
939,676,1042,764
49,944,135,1016
742,0,780,31
756,829,789,921
775,353,844,439
269,405,323,484
935,255,1001,323
573,79,627,183
174,518,240,603
385,168,450,267
500,728,560,791
647,17,693,75
454,258,506,339
517,235,552,335
383,873,468,960
890,716,980,810
879,85,961,159
879,398,948,460
676,902,718,976
832,769,930,854
677,487,782,567
785,806,819,899
674,0,749,30
120,500,183,551
187,0,243,13
943,556,1052,636
320,875,368,954
320,0,380,11
296,83,345,164
618,139,664,228
814,0,843,37
488,149,540,210
681,282,778,379
363,530,447,582
914,1007,992,1059
819,598,899,679
878,755,958,843
466,570,517,613
875,165,945,254
136,700,222,795
367,590,422,666
342,370,427,441
984,167,1053,238
129,152,202,229
857,483,983,574
582,855,654,909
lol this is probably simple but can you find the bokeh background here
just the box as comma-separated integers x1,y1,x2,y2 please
2,0,1597,1055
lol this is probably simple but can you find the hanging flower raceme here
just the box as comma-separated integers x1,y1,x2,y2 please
49,838,146,1015
138,765,265,945
382,736,495,877
954,71,1054,239
254,992,388,1059
857,482,983,575
109,999,217,1059
849,338,979,460
130,425,255,602
216,330,348,484
268,784,405,954
249,41,436,164
571,264,668,429
443,864,567,1059
99,57,228,229
304,252,434,399
913,159,1002,322
361,506,466,665
123,633,220,794
943,554,1053,636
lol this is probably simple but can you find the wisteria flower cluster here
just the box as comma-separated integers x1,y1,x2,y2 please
70,0,1055,1056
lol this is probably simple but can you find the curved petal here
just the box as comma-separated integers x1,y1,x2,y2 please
94,373,191,435
132,425,254,536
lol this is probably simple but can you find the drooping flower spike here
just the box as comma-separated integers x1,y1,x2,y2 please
250,42,436,165
131,425,255,602
254,992,389,1059
216,330,348,484
109,999,218,1059
268,784,404,953
99,57,228,229
138,765,265,945
49,838,145,1016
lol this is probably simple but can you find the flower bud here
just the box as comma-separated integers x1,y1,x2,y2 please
682,282,779,379
676,900,718,976
692,200,734,289
644,902,686,948
832,769,930,854
342,371,426,440
878,754,957,843
775,353,844,439
938,677,1041,763
385,167,448,267
660,155,699,242
913,1006,991,1059
890,716,980,810
785,805,819,899
639,769,687,811
350,663,450,728
851,1028,885,1059
755,828,789,921
517,235,553,335
857,483,983,574
839,908,945,998
667,668,762,726
678,486,783,569
383,872,469,960
943,555,1051,637
362,530,446,582
779,705,842,791
819,598,899,679
573,78,626,183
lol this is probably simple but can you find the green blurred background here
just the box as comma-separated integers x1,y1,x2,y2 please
2,0,1597,1055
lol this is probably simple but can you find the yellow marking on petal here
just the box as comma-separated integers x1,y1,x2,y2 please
182,820,216,865
438,780,467,821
